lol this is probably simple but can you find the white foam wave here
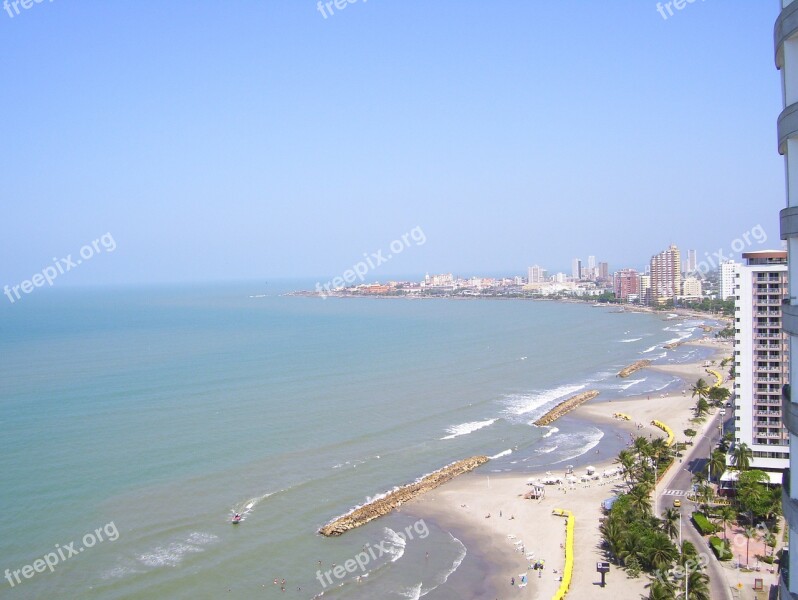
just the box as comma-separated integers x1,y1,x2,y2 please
535,426,604,464
542,426,559,438
642,344,661,354
503,383,586,421
383,527,407,563
619,337,643,343
489,449,513,459
441,418,497,440
399,583,423,599
137,532,218,568
618,377,646,391
418,534,467,596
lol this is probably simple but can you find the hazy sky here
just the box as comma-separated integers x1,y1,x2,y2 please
0,1,786,286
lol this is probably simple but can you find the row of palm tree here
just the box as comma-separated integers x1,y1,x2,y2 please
601,437,712,599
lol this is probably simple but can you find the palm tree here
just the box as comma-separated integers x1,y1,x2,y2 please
634,436,652,459
678,540,698,565
764,532,777,558
742,526,758,566
629,484,653,514
645,579,676,600
716,505,736,542
645,533,678,571
695,397,710,418
661,508,679,540
600,518,625,563
684,569,711,600
730,443,752,472
706,450,726,483
690,378,710,401
616,449,636,488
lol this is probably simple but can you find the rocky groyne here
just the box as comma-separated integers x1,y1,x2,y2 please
319,456,490,536
618,360,651,378
533,390,600,426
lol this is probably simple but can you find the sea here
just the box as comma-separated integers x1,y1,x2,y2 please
0,282,720,599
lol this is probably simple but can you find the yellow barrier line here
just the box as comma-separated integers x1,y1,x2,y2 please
650,420,674,447
707,369,723,388
551,509,574,600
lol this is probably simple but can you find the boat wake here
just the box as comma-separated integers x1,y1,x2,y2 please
231,490,280,522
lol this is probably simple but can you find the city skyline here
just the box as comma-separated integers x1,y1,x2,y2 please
0,2,784,287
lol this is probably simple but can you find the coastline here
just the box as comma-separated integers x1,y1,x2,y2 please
405,335,733,599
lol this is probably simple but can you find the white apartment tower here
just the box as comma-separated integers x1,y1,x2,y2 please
733,251,789,476
776,4,798,595
720,260,740,300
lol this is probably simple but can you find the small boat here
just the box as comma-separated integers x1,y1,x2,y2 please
232,514,242,524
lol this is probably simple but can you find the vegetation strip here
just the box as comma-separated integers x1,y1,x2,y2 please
319,456,489,536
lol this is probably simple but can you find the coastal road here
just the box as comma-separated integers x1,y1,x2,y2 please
656,408,734,600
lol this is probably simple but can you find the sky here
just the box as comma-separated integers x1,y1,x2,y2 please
0,0,787,286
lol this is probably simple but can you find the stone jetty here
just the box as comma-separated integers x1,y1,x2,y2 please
319,456,489,536
533,390,600,426
618,359,651,378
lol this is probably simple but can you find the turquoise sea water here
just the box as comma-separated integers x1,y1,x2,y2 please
0,283,717,599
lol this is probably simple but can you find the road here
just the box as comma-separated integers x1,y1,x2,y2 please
655,407,734,600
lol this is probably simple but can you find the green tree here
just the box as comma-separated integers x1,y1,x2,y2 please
729,443,752,472
661,508,680,540
716,505,736,542
690,378,710,401
645,579,676,600
736,470,769,522
684,569,711,600
629,484,653,515
645,533,678,571
742,526,758,566
695,397,710,418
683,429,697,445
706,450,726,483
707,386,729,407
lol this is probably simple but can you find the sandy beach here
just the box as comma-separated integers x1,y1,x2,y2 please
405,336,733,599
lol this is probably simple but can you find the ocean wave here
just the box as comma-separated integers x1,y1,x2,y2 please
441,418,498,440
619,337,643,343
618,377,646,391
536,444,559,454
503,383,586,421
418,533,467,597
541,426,559,438
540,426,604,464
399,583,423,599
383,527,407,563
489,449,513,459
137,532,218,568
642,344,661,354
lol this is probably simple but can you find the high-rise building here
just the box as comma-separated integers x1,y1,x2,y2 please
720,260,740,300
571,258,582,280
587,255,596,270
639,275,651,305
732,251,789,476
775,8,798,592
687,249,697,273
649,245,681,306
681,276,702,299
598,262,609,280
527,265,545,284
613,269,639,302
